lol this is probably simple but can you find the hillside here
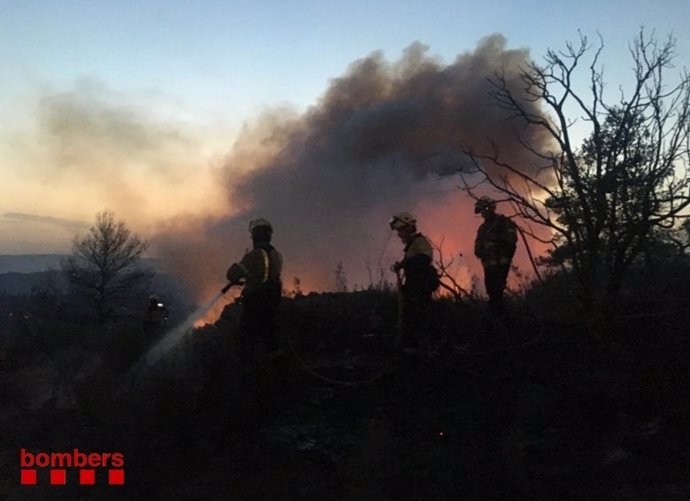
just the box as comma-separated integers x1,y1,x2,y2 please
1,268,689,499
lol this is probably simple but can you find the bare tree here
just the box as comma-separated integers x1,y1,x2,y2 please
62,211,152,324
460,30,690,317
429,237,473,302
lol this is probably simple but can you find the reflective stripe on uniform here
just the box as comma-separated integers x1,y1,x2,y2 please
260,249,269,283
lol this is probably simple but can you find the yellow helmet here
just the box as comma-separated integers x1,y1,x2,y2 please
474,196,496,214
249,218,273,234
389,212,416,230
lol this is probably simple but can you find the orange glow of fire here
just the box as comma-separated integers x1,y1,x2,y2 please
189,277,328,329
190,286,239,328
415,192,551,295
192,298,230,328
182,193,551,317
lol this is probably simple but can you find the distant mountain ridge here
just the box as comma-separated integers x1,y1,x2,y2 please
0,254,67,273
0,270,67,295
0,254,163,274
0,256,192,306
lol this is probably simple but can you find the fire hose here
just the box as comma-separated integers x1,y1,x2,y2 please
285,335,392,387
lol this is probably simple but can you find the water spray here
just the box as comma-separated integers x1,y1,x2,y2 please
144,283,236,367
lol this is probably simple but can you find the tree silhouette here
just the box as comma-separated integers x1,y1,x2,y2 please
334,261,349,292
62,211,152,324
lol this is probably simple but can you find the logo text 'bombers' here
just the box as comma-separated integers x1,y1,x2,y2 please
20,449,125,486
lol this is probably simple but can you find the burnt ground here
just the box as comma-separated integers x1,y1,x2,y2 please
1,286,690,500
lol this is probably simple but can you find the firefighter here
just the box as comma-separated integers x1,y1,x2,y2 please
474,196,518,318
143,294,169,334
226,217,283,362
390,212,439,360
225,218,283,449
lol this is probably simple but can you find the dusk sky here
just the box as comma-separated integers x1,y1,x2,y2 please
1,0,688,292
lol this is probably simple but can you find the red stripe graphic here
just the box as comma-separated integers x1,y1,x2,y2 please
20,468,126,485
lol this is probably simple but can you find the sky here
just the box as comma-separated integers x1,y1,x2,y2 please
1,0,688,294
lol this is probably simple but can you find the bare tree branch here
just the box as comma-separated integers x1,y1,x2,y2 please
459,29,690,315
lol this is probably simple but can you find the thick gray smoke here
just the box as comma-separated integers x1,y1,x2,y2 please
154,34,552,298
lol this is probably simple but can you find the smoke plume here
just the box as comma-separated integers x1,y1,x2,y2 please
154,34,552,299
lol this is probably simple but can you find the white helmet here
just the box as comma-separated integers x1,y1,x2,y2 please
389,212,416,230
474,196,496,214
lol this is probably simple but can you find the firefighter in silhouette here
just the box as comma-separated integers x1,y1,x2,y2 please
474,196,518,318
143,294,169,334
226,217,283,362
390,212,439,360
225,218,284,449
